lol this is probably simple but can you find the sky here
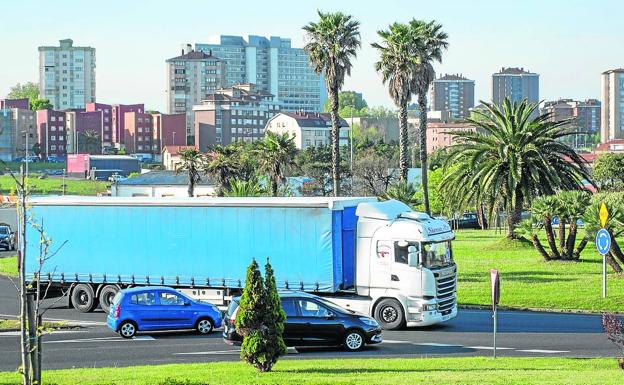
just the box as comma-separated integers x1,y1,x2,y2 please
1,0,623,111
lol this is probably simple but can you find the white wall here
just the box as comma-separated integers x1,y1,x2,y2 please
112,185,216,197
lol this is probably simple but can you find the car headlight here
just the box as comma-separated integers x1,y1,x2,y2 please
359,317,379,327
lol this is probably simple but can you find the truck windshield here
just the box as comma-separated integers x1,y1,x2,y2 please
422,241,453,268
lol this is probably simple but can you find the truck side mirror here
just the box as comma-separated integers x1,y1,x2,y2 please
408,245,419,267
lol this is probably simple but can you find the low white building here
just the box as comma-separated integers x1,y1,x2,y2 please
161,145,196,171
265,112,350,150
111,170,216,197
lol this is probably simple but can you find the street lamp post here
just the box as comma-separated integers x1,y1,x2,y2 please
350,104,354,171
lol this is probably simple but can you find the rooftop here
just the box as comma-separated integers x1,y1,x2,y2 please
436,74,473,81
602,68,624,75
276,112,349,128
494,67,538,75
115,170,214,186
167,50,221,61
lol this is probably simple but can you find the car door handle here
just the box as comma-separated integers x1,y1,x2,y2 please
391,275,400,282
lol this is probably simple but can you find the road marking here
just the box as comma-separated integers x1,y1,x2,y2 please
0,331,20,337
466,346,516,350
45,335,155,344
415,343,463,347
516,349,570,354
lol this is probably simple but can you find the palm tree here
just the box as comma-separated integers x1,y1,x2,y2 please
224,179,265,197
409,19,448,214
303,11,361,196
204,145,240,196
372,22,419,181
78,130,102,155
257,132,298,197
175,148,204,197
442,98,592,239
382,180,421,209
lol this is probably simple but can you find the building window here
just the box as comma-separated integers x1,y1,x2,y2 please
138,145,143,150
59,135,64,141
51,116,56,122
51,136,56,141
50,145,56,150
50,126,56,131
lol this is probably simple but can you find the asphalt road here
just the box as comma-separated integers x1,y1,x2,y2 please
0,276,618,371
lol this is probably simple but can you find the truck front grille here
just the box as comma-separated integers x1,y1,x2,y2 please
434,267,457,315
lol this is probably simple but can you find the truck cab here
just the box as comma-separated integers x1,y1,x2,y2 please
329,200,457,329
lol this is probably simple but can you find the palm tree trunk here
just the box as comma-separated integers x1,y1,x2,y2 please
271,178,278,197
188,170,194,197
417,93,430,214
566,221,578,260
606,251,623,274
531,235,551,261
329,88,341,197
558,218,566,256
543,216,561,259
398,102,408,181
575,237,588,259
608,232,624,265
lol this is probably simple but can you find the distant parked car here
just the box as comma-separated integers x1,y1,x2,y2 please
107,286,222,338
223,291,382,351
0,225,16,251
108,173,127,183
456,213,482,229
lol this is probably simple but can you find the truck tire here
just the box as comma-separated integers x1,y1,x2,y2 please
98,285,119,314
374,298,405,330
71,284,97,313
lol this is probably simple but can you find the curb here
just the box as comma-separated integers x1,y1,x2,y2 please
458,304,622,316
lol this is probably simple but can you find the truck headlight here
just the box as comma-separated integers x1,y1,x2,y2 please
359,317,379,327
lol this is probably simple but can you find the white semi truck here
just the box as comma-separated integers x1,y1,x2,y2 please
25,196,457,329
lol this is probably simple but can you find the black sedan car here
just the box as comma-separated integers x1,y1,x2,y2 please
223,291,382,351
0,226,15,251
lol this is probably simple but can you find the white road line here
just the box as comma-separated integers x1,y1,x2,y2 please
45,335,155,344
0,331,20,337
516,349,570,354
415,342,464,347
466,346,516,350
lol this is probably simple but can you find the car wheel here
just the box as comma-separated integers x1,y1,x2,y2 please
98,285,119,314
196,318,213,335
374,298,405,330
119,321,137,339
344,330,364,351
71,284,98,313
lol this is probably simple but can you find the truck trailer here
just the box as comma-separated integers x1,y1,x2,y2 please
25,196,458,329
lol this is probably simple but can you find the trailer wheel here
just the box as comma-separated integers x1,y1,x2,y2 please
71,284,97,313
374,298,405,330
99,285,119,314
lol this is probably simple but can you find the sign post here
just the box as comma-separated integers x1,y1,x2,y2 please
490,269,500,358
596,202,611,299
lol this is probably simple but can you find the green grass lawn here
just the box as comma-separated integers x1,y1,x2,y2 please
0,318,67,331
0,175,109,196
455,229,624,312
0,257,17,277
0,358,621,385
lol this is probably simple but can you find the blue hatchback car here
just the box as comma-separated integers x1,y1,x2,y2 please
107,286,222,338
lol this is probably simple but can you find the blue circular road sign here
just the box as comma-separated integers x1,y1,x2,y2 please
596,228,611,255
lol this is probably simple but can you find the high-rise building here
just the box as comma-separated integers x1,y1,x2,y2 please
541,99,601,147
165,47,226,137
38,39,96,110
429,74,475,120
601,69,624,142
195,35,326,113
492,67,539,106
193,84,279,150
572,99,601,135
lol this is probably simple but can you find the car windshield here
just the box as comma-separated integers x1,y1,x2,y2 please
0,228,9,234
111,292,122,306
422,241,453,268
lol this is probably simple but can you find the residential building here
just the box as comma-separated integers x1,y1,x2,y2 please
111,170,215,197
111,103,144,146
194,83,280,150
265,112,349,150
429,74,475,120
85,103,113,149
162,145,196,170
123,112,154,155
165,48,226,136
492,67,539,106
11,108,36,158
65,110,103,154
36,109,67,158
0,98,29,110
38,39,96,110
426,122,476,154
0,109,14,161
601,68,624,142
151,113,186,157
195,35,326,113
350,117,399,143
541,99,601,135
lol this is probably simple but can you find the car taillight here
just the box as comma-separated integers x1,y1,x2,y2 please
114,305,121,319
230,306,239,325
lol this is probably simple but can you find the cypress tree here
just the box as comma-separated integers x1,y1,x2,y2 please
261,258,287,371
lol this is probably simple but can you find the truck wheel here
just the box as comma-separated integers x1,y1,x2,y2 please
374,299,405,330
343,330,365,351
71,284,97,313
119,321,137,339
99,285,119,314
